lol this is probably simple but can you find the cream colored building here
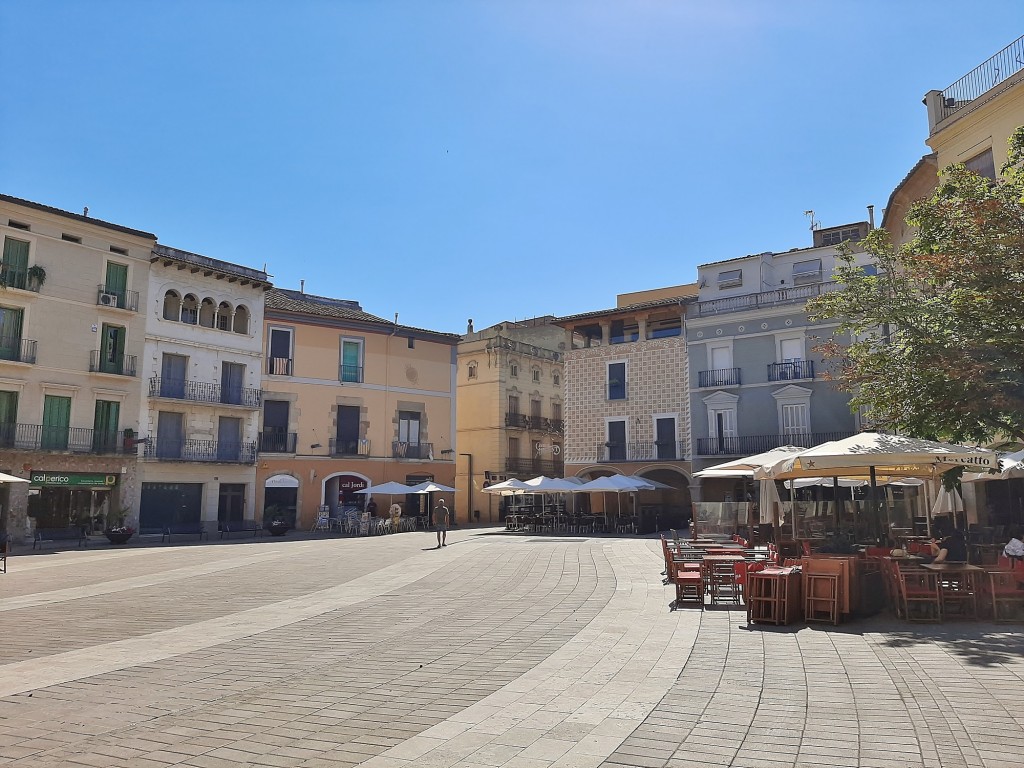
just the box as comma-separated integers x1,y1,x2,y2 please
884,35,1024,244
137,246,270,535
0,194,154,541
257,289,459,529
554,286,697,531
455,317,565,524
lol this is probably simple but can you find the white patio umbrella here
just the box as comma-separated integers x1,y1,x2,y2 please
409,481,456,494
576,474,643,521
482,478,532,494
963,448,1024,482
931,486,969,522
0,472,28,483
693,446,807,478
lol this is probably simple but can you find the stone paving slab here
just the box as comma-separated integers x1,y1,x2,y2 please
2,530,1024,767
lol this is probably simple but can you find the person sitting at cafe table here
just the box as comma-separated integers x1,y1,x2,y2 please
930,528,968,563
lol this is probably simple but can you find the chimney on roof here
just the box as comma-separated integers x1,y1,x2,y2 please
83,206,89,217
867,205,875,229
300,279,305,294
467,318,474,334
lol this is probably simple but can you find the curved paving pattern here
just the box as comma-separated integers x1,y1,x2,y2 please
2,532,1023,767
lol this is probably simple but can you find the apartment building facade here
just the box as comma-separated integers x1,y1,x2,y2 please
257,289,459,529
0,195,154,541
554,286,697,530
455,317,565,523
137,246,269,534
687,223,870,502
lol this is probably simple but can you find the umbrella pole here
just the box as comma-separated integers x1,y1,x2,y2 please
832,476,840,536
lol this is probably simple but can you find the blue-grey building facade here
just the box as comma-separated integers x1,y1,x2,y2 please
687,222,872,501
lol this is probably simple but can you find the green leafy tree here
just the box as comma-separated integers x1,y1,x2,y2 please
809,127,1024,444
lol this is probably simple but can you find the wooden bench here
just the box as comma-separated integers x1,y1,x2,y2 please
33,526,88,550
162,524,208,542
219,521,265,539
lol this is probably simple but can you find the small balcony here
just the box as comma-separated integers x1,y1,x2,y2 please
0,265,41,292
258,431,297,453
548,418,564,434
144,438,257,464
696,430,854,457
0,337,37,364
339,364,363,383
90,350,137,377
0,423,129,454
330,437,370,456
392,441,433,460
505,412,530,428
697,282,838,317
267,357,293,376
698,368,741,387
505,457,564,477
96,285,139,312
598,441,687,463
768,360,815,382
149,377,262,408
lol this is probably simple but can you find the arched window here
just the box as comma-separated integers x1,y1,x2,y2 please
162,290,181,321
199,298,216,328
468,362,478,379
216,301,233,331
181,294,199,325
233,305,250,334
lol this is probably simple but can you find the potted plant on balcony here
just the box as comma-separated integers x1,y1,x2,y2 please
27,265,47,291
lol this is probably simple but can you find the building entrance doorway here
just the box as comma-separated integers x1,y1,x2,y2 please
218,484,246,528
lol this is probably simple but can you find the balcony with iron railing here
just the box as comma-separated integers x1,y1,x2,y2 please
698,368,741,387
330,437,370,456
96,284,140,312
339,364,363,383
597,441,687,463
0,337,37,364
504,457,564,477
149,377,262,408
696,430,854,457
697,281,839,317
266,357,293,376
0,423,129,453
89,350,137,377
0,264,42,292
392,441,434,459
936,35,1024,125
768,360,815,382
144,438,257,464
505,412,530,428
258,431,297,453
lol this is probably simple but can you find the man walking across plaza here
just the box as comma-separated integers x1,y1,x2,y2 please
434,498,450,548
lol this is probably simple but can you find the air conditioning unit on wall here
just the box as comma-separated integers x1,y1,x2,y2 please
99,292,119,307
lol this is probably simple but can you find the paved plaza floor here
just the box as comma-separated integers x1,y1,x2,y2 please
1,528,1022,768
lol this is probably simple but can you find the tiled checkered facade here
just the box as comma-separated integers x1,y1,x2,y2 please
563,336,690,466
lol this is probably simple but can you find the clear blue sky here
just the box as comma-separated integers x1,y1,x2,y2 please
2,2,1019,334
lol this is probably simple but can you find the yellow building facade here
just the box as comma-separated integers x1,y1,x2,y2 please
455,318,565,525
256,289,459,529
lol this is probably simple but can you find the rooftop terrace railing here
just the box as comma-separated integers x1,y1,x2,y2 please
696,282,838,317
938,35,1024,123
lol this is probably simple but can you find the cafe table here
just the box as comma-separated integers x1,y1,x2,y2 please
921,562,984,619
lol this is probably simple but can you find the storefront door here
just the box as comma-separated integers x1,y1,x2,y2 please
218,484,246,528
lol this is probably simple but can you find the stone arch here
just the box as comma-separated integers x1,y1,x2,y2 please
216,301,233,331
233,304,250,334
181,293,199,324
162,290,181,321
199,297,216,328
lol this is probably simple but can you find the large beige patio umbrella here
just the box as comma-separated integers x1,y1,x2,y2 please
755,432,997,541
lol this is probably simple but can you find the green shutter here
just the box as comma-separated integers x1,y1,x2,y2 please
2,238,29,289
341,341,360,382
104,262,128,305
100,324,126,373
0,390,18,447
42,395,71,450
93,400,119,452
0,307,23,360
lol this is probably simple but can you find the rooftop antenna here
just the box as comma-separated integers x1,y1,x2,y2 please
804,210,820,231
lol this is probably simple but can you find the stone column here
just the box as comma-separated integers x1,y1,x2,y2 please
637,317,648,341
600,321,610,346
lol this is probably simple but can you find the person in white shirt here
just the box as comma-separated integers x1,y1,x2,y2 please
1003,530,1024,560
